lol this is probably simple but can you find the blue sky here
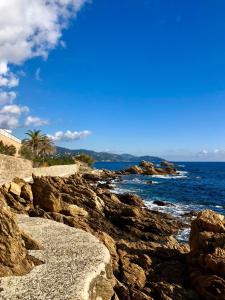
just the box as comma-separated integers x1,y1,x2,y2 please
4,0,225,160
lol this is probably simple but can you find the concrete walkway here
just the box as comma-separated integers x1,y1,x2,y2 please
0,215,114,300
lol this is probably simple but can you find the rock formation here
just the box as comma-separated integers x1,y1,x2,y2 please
0,193,37,277
188,210,225,300
120,160,178,176
0,171,224,300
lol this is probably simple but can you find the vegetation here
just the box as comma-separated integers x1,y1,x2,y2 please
0,141,17,156
20,130,56,160
75,153,95,166
33,155,75,166
19,129,95,167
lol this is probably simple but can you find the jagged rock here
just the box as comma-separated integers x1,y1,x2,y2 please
32,176,62,212
121,258,146,289
153,200,175,207
189,210,225,254
188,210,225,300
61,204,88,218
9,182,21,196
21,184,33,202
0,197,34,277
117,193,144,207
160,161,175,167
125,166,144,174
151,282,199,300
140,160,154,168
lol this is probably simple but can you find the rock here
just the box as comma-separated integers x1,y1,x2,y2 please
61,204,88,218
0,198,34,277
20,230,44,250
121,258,146,289
9,182,21,196
146,180,153,185
188,210,225,300
125,166,144,174
139,160,154,168
189,210,225,254
117,193,145,207
21,183,33,202
161,161,175,167
151,282,199,300
32,176,62,212
153,200,175,207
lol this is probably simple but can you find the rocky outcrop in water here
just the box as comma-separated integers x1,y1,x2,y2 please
119,160,178,176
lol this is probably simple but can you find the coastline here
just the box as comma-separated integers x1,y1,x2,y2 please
0,162,225,299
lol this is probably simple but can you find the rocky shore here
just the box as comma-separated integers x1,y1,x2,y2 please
0,163,225,299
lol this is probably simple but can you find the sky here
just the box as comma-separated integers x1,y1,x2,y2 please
1,0,225,161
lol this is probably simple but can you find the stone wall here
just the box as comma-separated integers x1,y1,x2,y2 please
32,164,79,178
0,130,21,157
0,154,32,185
0,154,80,186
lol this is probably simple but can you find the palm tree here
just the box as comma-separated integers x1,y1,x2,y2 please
24,130,44,157
39,136,56,158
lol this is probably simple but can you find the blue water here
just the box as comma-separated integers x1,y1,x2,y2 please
95,162,225,218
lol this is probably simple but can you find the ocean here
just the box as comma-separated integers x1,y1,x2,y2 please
95,162,225,241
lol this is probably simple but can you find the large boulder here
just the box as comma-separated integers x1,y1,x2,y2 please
188,210,225,299
0,196,34,277
32,176,62,212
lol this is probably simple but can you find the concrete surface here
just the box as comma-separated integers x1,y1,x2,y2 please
0,215,114,300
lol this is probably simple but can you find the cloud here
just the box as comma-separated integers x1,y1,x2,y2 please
0,104,29,129
0,104,29,114
0,0,88,129
0,91,16,105
25,116,48,127
48,130,91,142
0,0,88,65
196,149,225,161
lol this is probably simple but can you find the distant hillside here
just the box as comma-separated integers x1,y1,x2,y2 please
56,147,163,163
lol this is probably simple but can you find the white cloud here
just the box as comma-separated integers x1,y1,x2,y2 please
0,104,29,114
0,0,88,129
0,72,19,88
0,0,88,66
25,116,48,127
0,91,16,105
48,130,91,142
0,104,29,129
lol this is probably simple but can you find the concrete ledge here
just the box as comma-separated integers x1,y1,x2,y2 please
32,164,79,178
0,215,114,300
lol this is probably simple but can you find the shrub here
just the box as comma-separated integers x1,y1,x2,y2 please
0,141,16,156
33,155,75,167
75,153,95,166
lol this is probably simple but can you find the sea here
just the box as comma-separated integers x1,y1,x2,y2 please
94,162,225,241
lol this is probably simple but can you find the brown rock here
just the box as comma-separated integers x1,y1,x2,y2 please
9,182,21,196
117,193,145,207
61,204,88,218
21,183,33,202
0,198,34,277
32,176,62,212
121,258,146,289
140,160,154,168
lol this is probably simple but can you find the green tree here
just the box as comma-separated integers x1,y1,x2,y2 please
23,130,55,158
75,153,95,166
